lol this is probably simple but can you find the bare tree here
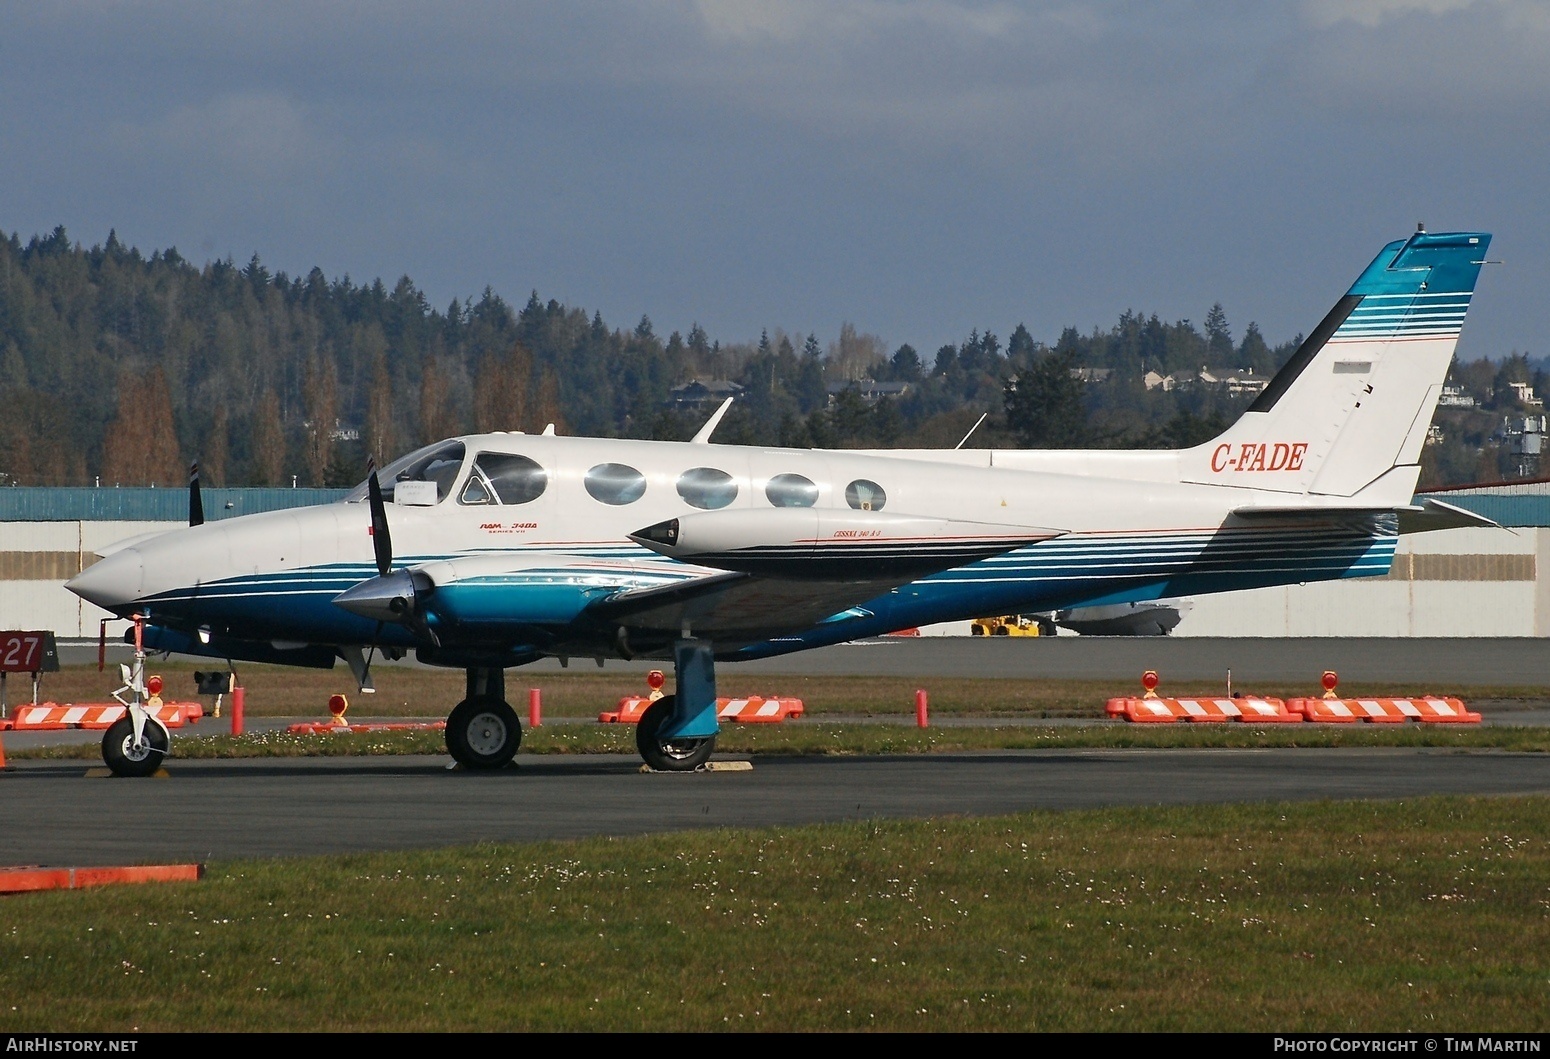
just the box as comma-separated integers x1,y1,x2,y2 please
474,343,531,433
303,357,338,486
250,389,285,486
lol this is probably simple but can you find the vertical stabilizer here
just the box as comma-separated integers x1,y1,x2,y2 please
1179,231,1490,502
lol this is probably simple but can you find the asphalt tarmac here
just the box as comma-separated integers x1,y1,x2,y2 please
14,636,1550,867
5,748,1550,866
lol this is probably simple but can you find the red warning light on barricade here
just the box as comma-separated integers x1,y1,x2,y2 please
146,675,164,697
328,694,349,722
1322,670,1339,698
1141,670,1160,697
646,669,665,691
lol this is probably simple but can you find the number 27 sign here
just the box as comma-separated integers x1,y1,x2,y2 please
0,631,59,673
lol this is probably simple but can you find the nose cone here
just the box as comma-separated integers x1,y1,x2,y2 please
333,569,419,623
67,550,145,613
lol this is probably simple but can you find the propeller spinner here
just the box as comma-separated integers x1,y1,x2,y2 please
336,466,440,646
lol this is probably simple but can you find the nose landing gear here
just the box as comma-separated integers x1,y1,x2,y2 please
102,713,169,778
100,614,173,778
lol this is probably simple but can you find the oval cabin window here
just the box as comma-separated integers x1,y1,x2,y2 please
584,463,648,505
676,467,739,510
765,473,819,508
845,479,886,511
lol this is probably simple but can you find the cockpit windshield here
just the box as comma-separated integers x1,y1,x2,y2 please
343,441,467,504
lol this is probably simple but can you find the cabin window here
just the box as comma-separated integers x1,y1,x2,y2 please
585,463,648,505
765,473,819,508
465,453,548,505
344,440,466,505
845,479,886,511
677,467,739,509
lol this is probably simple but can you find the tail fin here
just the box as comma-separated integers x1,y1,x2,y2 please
1180,230,1490,501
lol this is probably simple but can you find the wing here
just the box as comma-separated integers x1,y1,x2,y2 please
333,510,1064,652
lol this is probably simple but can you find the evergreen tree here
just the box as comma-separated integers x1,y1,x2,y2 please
1204,302,1233,361
1004,348,1087,448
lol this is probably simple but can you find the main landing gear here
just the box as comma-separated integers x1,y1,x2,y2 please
633,640,719,772
445,667,522,769
446,640,722,773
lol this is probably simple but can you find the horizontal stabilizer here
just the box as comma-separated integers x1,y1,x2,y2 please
1396,497,1501,534
1230,496,1500,534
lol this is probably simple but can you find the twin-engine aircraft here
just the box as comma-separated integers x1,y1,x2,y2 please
69,229,1497,775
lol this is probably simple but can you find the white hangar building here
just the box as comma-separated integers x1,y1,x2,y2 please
0,481,1546,641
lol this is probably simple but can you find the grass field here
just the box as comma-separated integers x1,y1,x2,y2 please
2,795,1547,1032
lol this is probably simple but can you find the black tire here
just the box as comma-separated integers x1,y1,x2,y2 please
445,697,522,769
101,715,170,778
993,624,1010,635
635,695,716,772
970,625,985,636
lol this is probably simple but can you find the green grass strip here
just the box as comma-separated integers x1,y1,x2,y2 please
14,721,1550,760
2,795,1547,1031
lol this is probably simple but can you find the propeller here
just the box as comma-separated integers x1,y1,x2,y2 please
188,461,205,527
351,458,440,648
367,458,392,576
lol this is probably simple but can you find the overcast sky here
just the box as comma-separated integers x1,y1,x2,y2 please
3,1,1545,360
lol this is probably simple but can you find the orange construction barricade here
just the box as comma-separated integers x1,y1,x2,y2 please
601,695,804,724
7,702,191,730
1289,696,1480,724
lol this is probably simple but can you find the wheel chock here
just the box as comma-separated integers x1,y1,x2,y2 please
638,759,753,774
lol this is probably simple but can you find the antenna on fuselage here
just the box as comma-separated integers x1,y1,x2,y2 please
955,412,989,450
690,397,734,444
542,423,556,436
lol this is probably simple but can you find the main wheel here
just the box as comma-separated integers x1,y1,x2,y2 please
446,697,522,769
101,716,170,778
635,695,716,772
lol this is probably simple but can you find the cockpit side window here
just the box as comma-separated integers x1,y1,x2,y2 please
344,441,467,504
460,474,493,505
479,453,548,505
458,453,548,506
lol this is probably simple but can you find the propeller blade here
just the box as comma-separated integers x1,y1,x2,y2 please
367,468,393,577
188,461,205,527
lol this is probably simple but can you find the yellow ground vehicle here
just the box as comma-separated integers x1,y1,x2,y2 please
970,614,1046,636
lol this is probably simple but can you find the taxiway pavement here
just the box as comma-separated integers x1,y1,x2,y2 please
5,748,1549,865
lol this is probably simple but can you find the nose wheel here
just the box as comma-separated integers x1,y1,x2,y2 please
445,697,522,769
102,715,170,777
